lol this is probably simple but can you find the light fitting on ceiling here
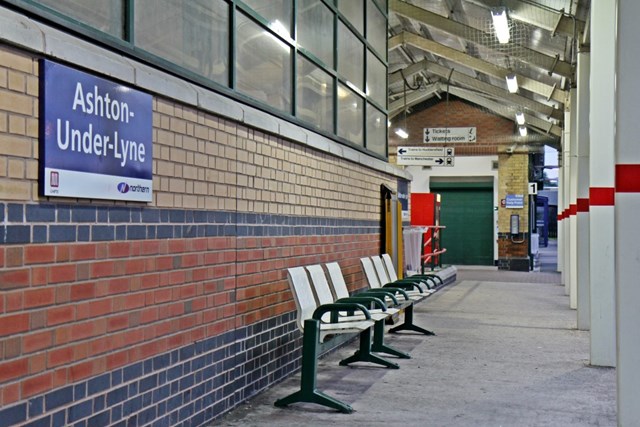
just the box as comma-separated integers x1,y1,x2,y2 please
505,73,518,93
395,128,409,139
519,126,528,137
491,8,510,44
515,112,525,125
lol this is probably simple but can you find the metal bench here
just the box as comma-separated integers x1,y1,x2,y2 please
274,266,398,414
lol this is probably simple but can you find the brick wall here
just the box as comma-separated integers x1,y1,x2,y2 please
0,45,395,426
497,151,530,270
388,97,516,160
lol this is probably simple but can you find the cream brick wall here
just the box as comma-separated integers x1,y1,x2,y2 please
0,47,38,201
0,45,396,220
498,151,529,232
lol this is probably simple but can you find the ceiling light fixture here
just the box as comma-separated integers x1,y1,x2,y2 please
519,126,527,137
505,73,518,93
395,128,409,139
491,8,510,44
515,112,525,125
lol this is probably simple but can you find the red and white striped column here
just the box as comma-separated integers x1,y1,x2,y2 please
588,0,616,368
616,0,640,423
575,50,590,330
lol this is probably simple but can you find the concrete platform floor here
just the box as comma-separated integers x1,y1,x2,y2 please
216,269,616,427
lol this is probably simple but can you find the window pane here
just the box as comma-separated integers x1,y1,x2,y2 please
236,12,292,113
135,0,229,85
297,0,334,67
337,83,363,146
367,0,387,58
367,51,386,108
337,0,363,35
374,0,388,13
242,0,292,37
35,0,124,38
338,22,364,90
366,104,387,157
297,57,334,134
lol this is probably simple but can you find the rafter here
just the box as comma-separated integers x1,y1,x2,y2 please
388,83,441,118
443,85,562,138
390,32,568,105
389,58,563,121
390,0,574,79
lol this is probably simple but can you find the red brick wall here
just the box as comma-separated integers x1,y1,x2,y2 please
389,97,516,158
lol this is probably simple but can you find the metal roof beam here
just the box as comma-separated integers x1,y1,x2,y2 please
389,58,563,121
388,83,441,118
389,0,574,79
443,85,563,137
390,32,568,105
465,0,585,38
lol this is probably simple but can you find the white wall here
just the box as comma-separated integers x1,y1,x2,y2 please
406,155,499,263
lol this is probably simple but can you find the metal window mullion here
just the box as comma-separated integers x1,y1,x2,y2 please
230,1,237,90
332,6,339,135
291,0,297,117
124,0,134,43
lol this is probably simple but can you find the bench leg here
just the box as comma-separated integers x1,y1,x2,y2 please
339,327,399,369
274,319,353,413
389,304,435,336
371,319,410,359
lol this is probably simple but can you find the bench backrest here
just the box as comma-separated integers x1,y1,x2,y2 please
381,254,399,282
305,265,335,306
360,257,383,289
371,256,392,285
306,265,338,323
325,262,350,300
286,267,318,331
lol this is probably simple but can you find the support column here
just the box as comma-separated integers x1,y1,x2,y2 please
589,0,616,368
557,161,564,275
616,0,640,423
576,51,590,330
568,89,578,310
562,109,571,296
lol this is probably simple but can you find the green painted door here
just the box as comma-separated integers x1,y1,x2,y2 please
431,183,494,266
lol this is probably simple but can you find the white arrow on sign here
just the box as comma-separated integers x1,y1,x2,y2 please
397,146,455,156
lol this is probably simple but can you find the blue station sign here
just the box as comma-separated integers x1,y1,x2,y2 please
505,194,525,209
41,60,153,201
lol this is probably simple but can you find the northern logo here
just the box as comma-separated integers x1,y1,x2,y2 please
117,182,130,193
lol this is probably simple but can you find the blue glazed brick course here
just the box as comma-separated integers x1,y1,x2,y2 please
2,204,379,246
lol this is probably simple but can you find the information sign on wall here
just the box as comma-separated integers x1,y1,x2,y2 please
41,60,153,201
397,179,409,220
505,194,525,208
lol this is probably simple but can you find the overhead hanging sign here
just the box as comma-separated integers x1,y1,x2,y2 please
40,59,153,201
424,127,476,143
397,146,455,157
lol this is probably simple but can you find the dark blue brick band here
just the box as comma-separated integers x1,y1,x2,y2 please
1,204,379,245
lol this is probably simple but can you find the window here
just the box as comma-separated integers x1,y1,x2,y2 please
297,56,334,134
35,0,124,38
337,21,364,91
337,0,363,35
367,0,387,58
297,0,334,67
367,51,386,108
242,0,293,37
135,0,229,85
337,83,363,146
366,105,387,156
236,12,292,113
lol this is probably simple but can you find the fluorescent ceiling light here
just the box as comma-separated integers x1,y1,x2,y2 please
505,73,518,93
395,128,409,139
515,112,525,125
491,9,510,44
519,126,527,136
